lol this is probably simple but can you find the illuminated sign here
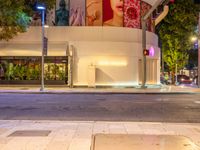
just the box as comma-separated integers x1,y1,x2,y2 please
149,46,155,56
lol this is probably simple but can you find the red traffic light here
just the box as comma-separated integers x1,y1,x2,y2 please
143,49,149,56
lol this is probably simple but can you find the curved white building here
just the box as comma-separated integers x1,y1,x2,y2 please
0,0,163,87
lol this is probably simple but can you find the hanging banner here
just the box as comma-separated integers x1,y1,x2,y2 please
30,0,154,30
46,7,55,26
86,0,103,26
124,0,140,28
54,0,70,26
41,0,70,26
70,0,86,26
103,0,123,27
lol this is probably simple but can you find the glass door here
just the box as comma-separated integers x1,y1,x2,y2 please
44,57,68,84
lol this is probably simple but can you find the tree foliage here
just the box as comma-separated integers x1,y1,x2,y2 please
157,0,200,79
0,0,55,41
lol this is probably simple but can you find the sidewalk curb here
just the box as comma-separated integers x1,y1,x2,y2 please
0,91,200,94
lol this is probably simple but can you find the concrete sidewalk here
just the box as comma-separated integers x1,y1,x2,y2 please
0,84,200,94
0,120,199,150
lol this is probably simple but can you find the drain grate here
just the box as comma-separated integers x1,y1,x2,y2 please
8,130,51,137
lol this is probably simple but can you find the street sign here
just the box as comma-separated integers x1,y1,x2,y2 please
43,37,48,56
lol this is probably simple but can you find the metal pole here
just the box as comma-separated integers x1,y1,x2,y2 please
175,63,178,84
141,0,166,88
143,0,170,21
141,20,147,88
198,12,200,88
40,10,45,91
162,47,164,81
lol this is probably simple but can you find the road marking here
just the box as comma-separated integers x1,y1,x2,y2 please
156,98,169,102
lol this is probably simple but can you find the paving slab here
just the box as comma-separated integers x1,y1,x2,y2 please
91,134,200,150
0,121,199,150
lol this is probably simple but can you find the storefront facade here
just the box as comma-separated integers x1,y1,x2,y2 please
0,26,160,87
0,0,161,87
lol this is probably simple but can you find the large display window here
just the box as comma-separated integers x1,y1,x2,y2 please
0,56,68,85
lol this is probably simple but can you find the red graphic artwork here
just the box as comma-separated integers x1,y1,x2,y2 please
103,0,113,22
103,0,123,27
124,0,140,28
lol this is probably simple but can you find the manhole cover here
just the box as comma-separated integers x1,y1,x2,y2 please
91,134,200,150
8,130,51,137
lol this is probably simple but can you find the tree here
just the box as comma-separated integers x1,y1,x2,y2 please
157,0,200,83
0,0,55,41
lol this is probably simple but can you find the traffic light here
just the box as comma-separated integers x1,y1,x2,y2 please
143,49,149,56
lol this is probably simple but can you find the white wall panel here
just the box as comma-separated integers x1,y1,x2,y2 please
0,27,160,86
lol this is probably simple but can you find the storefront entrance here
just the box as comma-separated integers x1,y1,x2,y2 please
0,56,68,85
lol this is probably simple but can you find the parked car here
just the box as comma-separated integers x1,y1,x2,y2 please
177,75,193,84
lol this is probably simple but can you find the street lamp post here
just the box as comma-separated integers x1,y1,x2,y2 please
198,12,200,88
36,4,46,91
175,63,178,84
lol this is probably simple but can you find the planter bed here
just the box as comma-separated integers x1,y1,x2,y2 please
0,80,67,85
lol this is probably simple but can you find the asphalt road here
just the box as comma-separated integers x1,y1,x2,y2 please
0,93,200,123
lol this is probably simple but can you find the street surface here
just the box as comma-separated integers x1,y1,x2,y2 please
0,93,200,123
